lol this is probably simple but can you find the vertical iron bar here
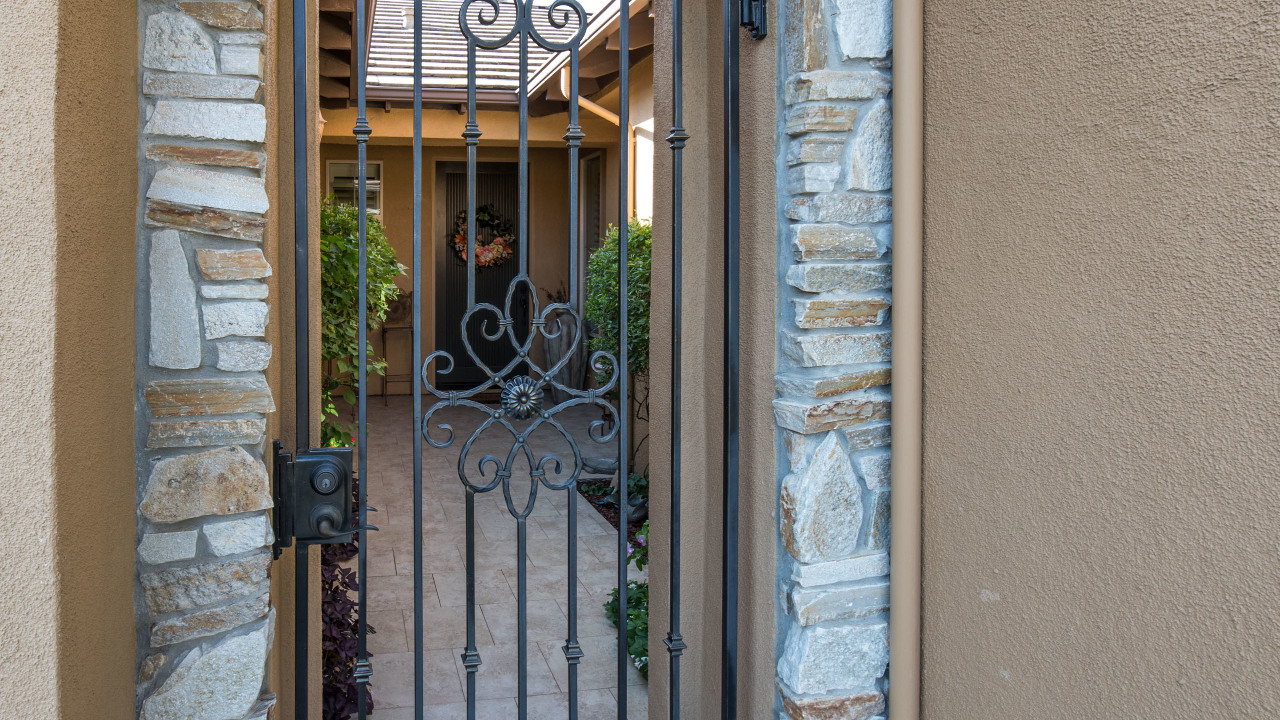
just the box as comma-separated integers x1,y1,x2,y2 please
517,516,529,720
564,491,582,720
721,0,741,716
664,0,688,713
412,0,426,716
463,492,480,720
517,9,530,279
465,44,479,308
616,0,631,716
291,0,310,715
354,0,373,717
564,45,585,720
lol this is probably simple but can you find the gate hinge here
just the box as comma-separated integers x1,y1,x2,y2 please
741,0,767,40
272,441,356,557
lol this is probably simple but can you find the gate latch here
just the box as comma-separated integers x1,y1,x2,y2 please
272,441,355,555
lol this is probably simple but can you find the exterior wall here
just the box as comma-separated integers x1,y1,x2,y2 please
773,0,894,716
921,1,1280,718
647,0,778,716
133,1,282,717
0,0,138,716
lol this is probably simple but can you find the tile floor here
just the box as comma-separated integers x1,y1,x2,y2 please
356,397,647,719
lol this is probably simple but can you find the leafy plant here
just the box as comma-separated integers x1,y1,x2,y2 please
320,197,405,447
604,580,649,679
584,218,652,381
320,477,375,720
584,219,652,474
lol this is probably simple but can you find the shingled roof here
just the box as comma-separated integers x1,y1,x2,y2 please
367,0,597,101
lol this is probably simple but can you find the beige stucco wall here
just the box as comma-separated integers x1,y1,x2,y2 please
648,0,777,716
921,1,1280,717
0,0,137,716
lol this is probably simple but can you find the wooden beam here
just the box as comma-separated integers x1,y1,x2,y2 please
318,13,351,50
318,49,351,78
319,76,349,98
318,0,354,10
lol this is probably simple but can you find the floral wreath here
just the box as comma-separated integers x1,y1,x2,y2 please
451,205,515,268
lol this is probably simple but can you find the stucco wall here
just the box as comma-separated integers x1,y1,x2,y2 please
0,0,138,716
921,1,1280,717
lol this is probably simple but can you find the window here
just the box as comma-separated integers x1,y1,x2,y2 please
327,161,382,215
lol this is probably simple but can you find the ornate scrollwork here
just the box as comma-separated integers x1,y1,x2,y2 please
459,0,586,53
421,274,619,518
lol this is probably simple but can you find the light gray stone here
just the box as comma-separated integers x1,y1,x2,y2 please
786,263,892,293
141,446,272,524
220,45,262,77
216,341,273,372
148,165,268,215
781,433,863,564
178,1,264,30
782,331,891,368
144,100,267,143
778,620,889,694
786,70,890,103
144,11,217,75
218,31,266,45
834,0,892,60
147,418,266,448
203,301,268,339
848,100,892,191
143,72,261,101
842,422,890,450
791,193,892,224
202,284,269,300
856,450,890,489
149,230,202,369
140,552,271,615
139,653,168,685
787,164,840,195
792,551,889,587
865,490,890,551
789,578,890,626
203,514,273,557
786,104,858,136
138,531,199,565
140,621,270,720
150,592,270,647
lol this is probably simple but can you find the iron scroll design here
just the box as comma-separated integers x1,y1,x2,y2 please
459,0,588,53
419,275,620,517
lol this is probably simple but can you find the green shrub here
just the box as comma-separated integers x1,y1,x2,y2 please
320,197,405,447
604,580,649,679
584,218,651,382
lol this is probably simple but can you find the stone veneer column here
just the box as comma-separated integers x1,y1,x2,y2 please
135,2,277,719
774,0,893,716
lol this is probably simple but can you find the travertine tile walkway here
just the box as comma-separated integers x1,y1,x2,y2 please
359,397,647,719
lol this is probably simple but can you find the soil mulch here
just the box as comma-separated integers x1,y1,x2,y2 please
577,480,645,547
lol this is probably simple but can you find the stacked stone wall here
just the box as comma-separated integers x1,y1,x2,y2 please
134,2,277,718
774,0,893,716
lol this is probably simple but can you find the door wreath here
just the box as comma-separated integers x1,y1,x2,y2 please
451,205,515,268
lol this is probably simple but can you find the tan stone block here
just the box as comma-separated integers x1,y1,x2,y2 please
778,682,885,720
139,552,270,614
196,248,272,280
789,579,890,626
792,224,881,261
786,70,891,103
140,446,271,523
785,0,828,74
781,433,862,563
776,366,891,398
147,143,266,170
794,296,890,329
145,377,275,417
146,199,266,242
147,418,266,448
150,592,270,647
178,1,264,30
786,105,858,136
787,263,891,293
774,390,891,434
788,137,845,166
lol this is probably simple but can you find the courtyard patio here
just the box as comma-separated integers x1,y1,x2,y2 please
358,396,647,719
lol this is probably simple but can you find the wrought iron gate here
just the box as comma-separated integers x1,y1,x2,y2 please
284,0,763,716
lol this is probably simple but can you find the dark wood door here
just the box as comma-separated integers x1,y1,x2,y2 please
436,162,527,390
